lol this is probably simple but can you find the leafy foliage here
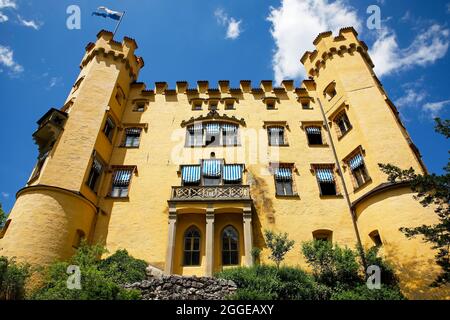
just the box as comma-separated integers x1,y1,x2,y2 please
301,240,360,290
331,285,405,300
0,203,6,229
217,265,330,300
264,230,295,268
379,117,450,287
30,242,145,300
0,256,30,300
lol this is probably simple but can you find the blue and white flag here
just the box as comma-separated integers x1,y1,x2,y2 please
92,6,123,21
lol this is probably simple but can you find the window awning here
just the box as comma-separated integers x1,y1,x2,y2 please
113,169,132,186
316,168,334,182
274,167,292,181
222,123,238,133
202,159,222,177
181,165,201,183
223,164,243,182
268,126,284,134
187,123,203,134
349,154,364,170
205,123,220,135
306,127,321,135
125,127,142,135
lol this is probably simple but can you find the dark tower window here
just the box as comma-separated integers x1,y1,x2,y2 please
306,126,323,145
103,116,116,142
274,166,294,196
86,157,104,193
110,168,133,198
123,127,142,147
268,126,285,146
183,227,201,266
335,111,352,138
369,230,383,246
222,226,239,266
315,167,338,196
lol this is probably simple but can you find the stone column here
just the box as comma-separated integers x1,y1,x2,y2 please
164,205,177,275
243,205,253,267
205,204,215,276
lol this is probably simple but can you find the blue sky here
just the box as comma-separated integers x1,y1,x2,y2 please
0,0,449,212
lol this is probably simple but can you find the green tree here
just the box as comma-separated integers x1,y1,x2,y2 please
31,242,146,300
301,240,360,290
0,256,30,300
0,203,6,228
379,118,450,287
264,230,295,269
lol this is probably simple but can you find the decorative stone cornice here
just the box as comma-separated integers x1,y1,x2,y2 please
180,109,246,127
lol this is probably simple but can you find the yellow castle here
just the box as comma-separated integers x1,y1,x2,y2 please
0,28,447,299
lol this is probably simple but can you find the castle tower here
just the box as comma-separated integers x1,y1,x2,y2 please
0,30,144,265
301,27,444,298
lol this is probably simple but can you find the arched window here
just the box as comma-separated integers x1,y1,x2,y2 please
183,226,201,266
222,226,239,266
312,229,333,242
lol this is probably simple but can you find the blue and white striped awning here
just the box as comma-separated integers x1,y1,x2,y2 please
202,159,222,177
113,169,132,186
223,164,243,182
274,167,292,181
316,168,334,182
205,123,220,135
125,127,142,135
181,165,201,183
222,123,238,132
268,126,284,133
349,154,364,170
306,126,321,135
187,123,203,133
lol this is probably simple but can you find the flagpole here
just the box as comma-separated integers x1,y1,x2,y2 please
113,11,125,38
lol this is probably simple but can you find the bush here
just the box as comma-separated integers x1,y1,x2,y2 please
30,243,145,300
331,285,405,300
0,256,30,300
217,265,329,300
301,240,360,290
264,230,295,268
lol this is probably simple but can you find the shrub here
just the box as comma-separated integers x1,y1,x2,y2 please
251,247,261,265
30,243,144,300
217,265,329,300
264,230,295,268
331,285,405,300
0,256,30,300
301,240,360,290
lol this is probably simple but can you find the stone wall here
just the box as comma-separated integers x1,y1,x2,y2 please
125,275,237,300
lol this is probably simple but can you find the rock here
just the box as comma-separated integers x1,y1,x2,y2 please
146,265,164,279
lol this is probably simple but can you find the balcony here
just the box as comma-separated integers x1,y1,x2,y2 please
171,185,251,201
33,108,68,153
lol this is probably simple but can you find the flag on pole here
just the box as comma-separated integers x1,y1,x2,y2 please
92,6,123,21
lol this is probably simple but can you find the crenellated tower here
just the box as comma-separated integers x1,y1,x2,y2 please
0,30,144,265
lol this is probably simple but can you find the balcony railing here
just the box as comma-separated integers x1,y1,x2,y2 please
171,185,251,201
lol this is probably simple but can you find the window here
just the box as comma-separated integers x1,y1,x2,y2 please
0,219,11,239
324,82,337,101
225,102,234,110
222,226,239,266
267,126,285,146
222,124,239,146
123,127,142,147
86,156,104,193
72,229,85,249
348,153,370,188
185,122,240,147
192,103,202,111
334,111,352,138
202,159,222,186
209,103,218,111
72,76,84,93
223,164,243,184
266,102,275,110
115,86,125,105
30,151,49,182
314,166,338,196
313,230,332,242
110,168,133,198
302,102,311,109
184,227,201,266
369,230,382,246
103,116,116,142
305,127,323,145
134,102,146,112
273,166,294,196
181,165,201,186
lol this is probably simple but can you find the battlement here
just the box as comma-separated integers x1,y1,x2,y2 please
130,79,316,97
300,27,373,78
81,30,144,80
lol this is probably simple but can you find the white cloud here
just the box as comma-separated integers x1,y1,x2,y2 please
47,76,63,90
267,0,361,84
214,8,242,40
0,0,16,9
1,192,9,198
0,45,23,74
18,15,41,30
395,88,427,108
422,100,450,118
0,11,7,22
370,24,450,77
